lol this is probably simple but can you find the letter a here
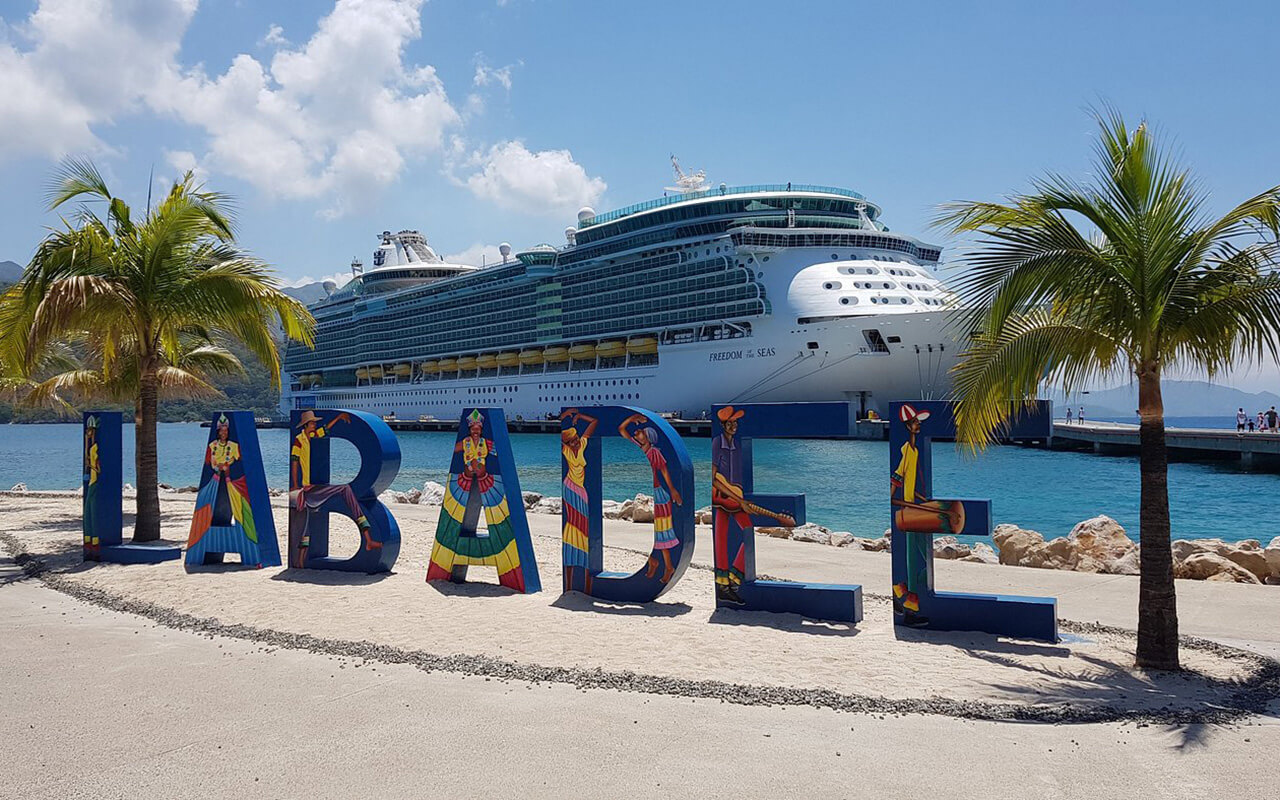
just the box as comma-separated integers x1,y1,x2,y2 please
427,408,541,593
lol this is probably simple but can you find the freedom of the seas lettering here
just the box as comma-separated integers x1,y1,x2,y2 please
708,347,776,362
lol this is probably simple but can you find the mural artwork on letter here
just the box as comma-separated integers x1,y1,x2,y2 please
427,408,541,593
186,411,280,569
288,409,401,573
560,406,695,602
81,410,181,564
82,411,122,562
890,401,1057,641
711,403,863,623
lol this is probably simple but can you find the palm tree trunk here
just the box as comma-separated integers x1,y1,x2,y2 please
133,360,162,542
1135,368,1179,669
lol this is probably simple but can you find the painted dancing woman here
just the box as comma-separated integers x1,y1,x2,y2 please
619,412,683,583
559,408,597,593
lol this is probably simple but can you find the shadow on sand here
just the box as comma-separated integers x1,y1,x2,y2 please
551,591,693,617
707,607,860,637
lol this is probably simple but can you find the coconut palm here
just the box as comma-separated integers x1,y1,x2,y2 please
936,111,1280,670
0,159,314,542
21,332,246,416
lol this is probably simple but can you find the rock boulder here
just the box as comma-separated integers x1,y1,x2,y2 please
1175,552,1261,584
933,536,971,560
992,524,1046,565
630,494,655,524
421,481,446,505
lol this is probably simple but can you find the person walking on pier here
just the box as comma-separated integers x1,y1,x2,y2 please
1078,406,1085,424
1065,407,1073,424
1258,411,1267,432
1267,407,1277,432
1238,408,1248,432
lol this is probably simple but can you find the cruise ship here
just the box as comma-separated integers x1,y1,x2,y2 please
282,166,962,426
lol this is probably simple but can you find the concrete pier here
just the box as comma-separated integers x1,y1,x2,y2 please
1050,420,1280,470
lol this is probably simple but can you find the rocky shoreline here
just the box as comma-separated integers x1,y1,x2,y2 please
10,479,1279,586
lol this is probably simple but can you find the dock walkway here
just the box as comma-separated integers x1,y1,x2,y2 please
1050,419,1280,468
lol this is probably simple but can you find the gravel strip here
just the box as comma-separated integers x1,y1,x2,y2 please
4,531,1277,725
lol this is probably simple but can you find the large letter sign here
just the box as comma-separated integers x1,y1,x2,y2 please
711,403,863,623
288,409,401,573
186,411,280,569
427,408,541,592
81,411,180,564
560,406,694,602
890,401,1057,641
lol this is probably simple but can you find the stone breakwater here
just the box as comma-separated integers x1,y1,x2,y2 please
12,480,1278,585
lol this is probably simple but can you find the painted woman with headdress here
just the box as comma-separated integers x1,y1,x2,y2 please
188,414,262,565
620,411,683,583
559,408,597,592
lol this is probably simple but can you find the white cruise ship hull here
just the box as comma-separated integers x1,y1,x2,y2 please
285,309,960,424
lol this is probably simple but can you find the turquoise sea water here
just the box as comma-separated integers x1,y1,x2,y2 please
1,420,1274,543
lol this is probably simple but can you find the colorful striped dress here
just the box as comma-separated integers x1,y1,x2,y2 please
646,447,678,550
561,439,590,567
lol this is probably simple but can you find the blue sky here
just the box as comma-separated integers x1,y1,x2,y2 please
2,0,1279,384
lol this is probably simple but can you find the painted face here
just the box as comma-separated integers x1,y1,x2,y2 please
469,420,483,437
723,418,738,437
217,426,230,442
634,428,650,448
561,428,578,448
906,418,921,435
304,420,318,435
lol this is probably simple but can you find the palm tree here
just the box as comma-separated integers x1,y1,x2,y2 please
936,111,1280,670
0,159,314,542
21,332,246,417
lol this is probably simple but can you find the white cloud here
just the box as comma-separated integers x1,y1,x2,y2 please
444,242,506,267
285,270,353,288
473,56,516,92
152,0,462,217
0,0,197,159
260,23,287,47
0,1,605,222
459,141,606,217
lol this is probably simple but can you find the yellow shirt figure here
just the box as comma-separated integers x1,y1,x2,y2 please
894,440,918,503
291,427,326,487
209,440,240,470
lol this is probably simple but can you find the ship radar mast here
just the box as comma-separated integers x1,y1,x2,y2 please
350,258,364,277
665,155,708,194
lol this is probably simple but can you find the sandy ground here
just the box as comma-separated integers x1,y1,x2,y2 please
3,555,1280,799
2,494,1275,718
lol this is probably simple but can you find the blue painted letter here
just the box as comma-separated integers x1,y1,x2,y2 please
711,402,863,623
288,409,401,573
186,411,280,569
427,408,541,592
560,405,694,602
889,401,1057,641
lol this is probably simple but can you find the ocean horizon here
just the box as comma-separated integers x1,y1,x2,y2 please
3,419,1274,545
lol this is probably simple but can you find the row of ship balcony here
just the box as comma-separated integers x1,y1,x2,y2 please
291,337,661,390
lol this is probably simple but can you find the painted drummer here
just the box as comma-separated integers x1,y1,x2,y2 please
891,403,966,626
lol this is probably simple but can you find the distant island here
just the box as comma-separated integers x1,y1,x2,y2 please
1048,381,1280,419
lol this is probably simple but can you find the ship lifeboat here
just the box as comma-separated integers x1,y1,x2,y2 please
369,366,384,379
356,367,369,380
568,343,597,361
542,346,569,363
394,364,411,377
496,351,520,367
595,340,625,358
419,360,439,373
627,337,658,355
477,353,499,370
311,374,324,386
457,355,478,371
519,349,544,365
437,357,458,372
